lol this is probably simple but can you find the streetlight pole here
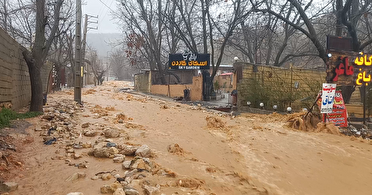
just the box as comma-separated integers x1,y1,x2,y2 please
74,0,82,104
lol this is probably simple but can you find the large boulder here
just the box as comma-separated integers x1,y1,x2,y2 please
135,145,151,157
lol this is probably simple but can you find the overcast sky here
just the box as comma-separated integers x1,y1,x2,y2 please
82,0,121,34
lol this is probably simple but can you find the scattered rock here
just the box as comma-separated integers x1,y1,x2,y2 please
124,169,138,178
42,115,54,121
44,137,57,145
124,187,139,195
81,123,90,128
0,182,18,192
66,193,84,195
176,178,205,188
113,155,125,163
116,113,127,122
113,188,126,195
104,128,120,138
135,145,151,157
143,184,160,195
90,148,110,158
91,176,100,180
73,153,82,159
34,126,43,131
84,130,97,137
100,185,114,194
167,144,186,155
82,142,92,148
131,158,152,171
77,162,88,169
110,183,123,192
122,161,131,169
66,148,75,153
118,145,138,156
51,155,64,160
108,147,120,156
160,105,169,109
101,173,113,181
107,142,117,147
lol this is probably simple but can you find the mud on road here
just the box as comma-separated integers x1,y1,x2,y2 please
2,81,372,195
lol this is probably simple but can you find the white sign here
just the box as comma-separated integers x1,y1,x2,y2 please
321,83,336,113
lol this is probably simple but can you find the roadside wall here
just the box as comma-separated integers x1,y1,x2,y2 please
0,28,31,110
134,72,151,93
150,76,203,101
236,63,326,111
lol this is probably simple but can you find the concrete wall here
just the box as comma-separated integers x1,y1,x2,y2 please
150,76,203,101
134,71,151,93
0,28,31,110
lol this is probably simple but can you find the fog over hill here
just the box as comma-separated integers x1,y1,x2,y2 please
86,33,123,58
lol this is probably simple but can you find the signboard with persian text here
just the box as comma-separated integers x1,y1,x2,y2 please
320,83,336,113
169,52,210,70
354,52,372,86
326,51,355,86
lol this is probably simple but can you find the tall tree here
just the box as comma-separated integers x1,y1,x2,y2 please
118,0,169,84
21,0,64,112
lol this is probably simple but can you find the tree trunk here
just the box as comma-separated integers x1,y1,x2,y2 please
335,0,343,36
27,61,44,112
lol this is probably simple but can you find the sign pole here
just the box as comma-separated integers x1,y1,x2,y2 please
363,83,366,125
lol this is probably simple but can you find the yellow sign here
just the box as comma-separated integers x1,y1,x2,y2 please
171,60,208,67
81,66,84,77
354,53,372,86
355,53,372,66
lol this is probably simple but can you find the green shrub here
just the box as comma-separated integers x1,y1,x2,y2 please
0,108,42,129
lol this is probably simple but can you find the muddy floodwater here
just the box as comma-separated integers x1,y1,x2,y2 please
2,81,372,195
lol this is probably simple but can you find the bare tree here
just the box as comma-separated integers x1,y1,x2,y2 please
21,0,64,112
118,0,169,84
86,48,107,85
253,0,372,64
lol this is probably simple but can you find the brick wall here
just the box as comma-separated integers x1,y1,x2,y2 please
236,63,326,111
0,28,31,110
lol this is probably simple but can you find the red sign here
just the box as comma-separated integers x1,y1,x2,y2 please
317,91,348,127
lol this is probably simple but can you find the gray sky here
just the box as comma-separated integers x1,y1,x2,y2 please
82,0,121,34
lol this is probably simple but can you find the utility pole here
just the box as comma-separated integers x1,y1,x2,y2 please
74,0,82,104
82,14,98,86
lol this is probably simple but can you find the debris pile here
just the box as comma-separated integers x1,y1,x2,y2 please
286,112,321,131
341,125,372,138
35,98,195,194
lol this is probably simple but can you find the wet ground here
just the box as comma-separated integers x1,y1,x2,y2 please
2,81,372,195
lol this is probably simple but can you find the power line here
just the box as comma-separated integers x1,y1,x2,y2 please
100,0,114,21
98,0,116,13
